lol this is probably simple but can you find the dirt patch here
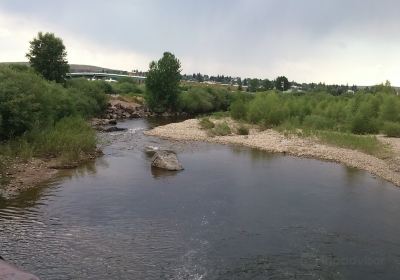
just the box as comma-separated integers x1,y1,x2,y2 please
0,151,101,199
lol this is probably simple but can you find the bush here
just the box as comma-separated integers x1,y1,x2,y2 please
383,122,400,137
0,66,108,141
178,87,231,114
199,118,215,129
210,122,231,136
230,99,247,120
236,125,249,135
303,115,334,130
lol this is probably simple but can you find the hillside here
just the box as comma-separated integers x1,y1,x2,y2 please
0,62,128,74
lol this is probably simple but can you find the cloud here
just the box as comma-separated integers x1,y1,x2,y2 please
0,0,399,85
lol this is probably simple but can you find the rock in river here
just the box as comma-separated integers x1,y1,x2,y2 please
98,126,128,133
151,151,184,171
0,258,40,280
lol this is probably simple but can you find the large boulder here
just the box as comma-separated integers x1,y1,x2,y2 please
151,151,183,171
0,259,40,280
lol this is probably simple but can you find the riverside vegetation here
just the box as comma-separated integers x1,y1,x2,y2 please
0,65,108,186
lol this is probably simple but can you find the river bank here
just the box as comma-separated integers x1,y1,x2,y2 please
145,118,400,187
0,96,144,199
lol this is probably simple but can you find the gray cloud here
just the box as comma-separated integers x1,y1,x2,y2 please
0,0,399,84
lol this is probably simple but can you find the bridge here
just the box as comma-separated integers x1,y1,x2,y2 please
66,72,146,83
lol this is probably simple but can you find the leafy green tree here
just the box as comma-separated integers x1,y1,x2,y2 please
145,52,182,112
275,76,290,91
262,79,273,90
237,78,243,91
26,32,69,83
248,79,260,92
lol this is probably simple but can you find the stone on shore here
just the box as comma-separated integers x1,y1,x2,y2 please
151,151,183,171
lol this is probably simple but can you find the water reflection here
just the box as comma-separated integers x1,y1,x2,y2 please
1,118,400,279
150,166,181,179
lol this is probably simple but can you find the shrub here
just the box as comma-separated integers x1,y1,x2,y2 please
210,122,231,136
383,122,400,137
236,125,249,135
230,99,247,120
303,115,334,130
199,118,215,129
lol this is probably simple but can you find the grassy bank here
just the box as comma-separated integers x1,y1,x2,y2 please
0,65,107,183
0,117,96,163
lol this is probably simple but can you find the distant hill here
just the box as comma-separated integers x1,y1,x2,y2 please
0,62,128,75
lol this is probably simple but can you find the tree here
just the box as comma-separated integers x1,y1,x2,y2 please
248,79,260,92
262,79,273,90
275,76,290,91
237,78,243,91
145,52,182,112
26,32,69,83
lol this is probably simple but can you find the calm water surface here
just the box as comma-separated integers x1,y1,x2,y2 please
1,119,400,279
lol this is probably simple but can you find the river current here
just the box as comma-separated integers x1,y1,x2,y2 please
1,118,400,279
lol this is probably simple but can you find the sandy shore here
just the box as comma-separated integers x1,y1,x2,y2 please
145,118,400,187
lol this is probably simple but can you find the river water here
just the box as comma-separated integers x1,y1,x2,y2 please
1,119,400,279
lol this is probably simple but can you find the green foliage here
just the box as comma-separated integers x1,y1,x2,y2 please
236,125,249,135
0,117,96,162
145,52,181,113
303,115,334,130
383,122,400,137
198,118,215,129
229,91,400,135
26,32,69,83
380,95,400,122
179,86,232,114
315,131,387,157
0,65,107,140
275,76,290,91
230,99,248,120
111,77,143,95
31,117,96,161
248,79,260,92
66,79,108,117
210,122,232,136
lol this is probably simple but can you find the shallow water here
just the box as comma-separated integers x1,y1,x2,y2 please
1,118,400,279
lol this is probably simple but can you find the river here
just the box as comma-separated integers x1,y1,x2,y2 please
1,118,400,279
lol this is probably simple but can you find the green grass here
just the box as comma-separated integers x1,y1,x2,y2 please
211,111,230,119
383,122,400,137
198,117,215,129
0,116,97,164
236,124,249,135
209,122,232,136
314,130,388,158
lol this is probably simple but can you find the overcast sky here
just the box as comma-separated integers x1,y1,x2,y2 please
0,0,399,85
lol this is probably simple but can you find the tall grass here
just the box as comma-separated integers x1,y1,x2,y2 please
0,117,97,164
314,131,388,157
